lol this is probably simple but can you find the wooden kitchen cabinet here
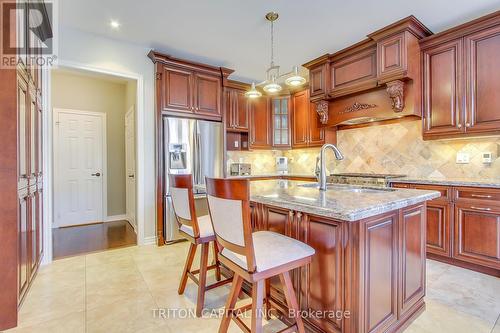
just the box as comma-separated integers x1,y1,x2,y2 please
292,89,326,148
150,51,233,122
161,66,193,113
18,188,29,301
420,11,500,139
249,97,272,149
391,182,500,276
193,72,222,118
298,213,344,333
159,66,221,118
464,24,500,133
422,39,464,138
329,46,378,98
454,201,500,270
271,97,291,148
225,87,249,132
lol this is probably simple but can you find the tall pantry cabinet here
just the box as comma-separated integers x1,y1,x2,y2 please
0,0,51,330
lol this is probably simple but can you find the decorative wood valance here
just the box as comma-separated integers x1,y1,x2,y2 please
341,102,378,114
386,80,405,112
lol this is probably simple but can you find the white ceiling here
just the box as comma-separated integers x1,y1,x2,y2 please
59,0,500,83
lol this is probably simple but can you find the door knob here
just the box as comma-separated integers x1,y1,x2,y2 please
91,173,101,177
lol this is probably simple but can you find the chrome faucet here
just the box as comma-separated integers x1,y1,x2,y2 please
319,144,344,191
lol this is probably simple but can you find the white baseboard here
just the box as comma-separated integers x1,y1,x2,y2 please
105,214,129,222
143,236,157,245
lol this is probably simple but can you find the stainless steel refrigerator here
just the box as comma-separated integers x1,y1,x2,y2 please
163,117,223,243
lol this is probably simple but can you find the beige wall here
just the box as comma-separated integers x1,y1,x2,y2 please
52,70,132,216
228,120,500,179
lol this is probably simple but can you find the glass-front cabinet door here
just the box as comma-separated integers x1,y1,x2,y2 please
272,97,291,148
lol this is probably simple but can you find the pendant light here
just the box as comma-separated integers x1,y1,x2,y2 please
247,12,306,97
245,82,262,98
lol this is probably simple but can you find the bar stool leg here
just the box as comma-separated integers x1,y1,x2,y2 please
251,280,265,333
213,241,221,281
196,242,210,317
219,274,243,333
178,243,197,295
264,279,271,320
279,271,305,333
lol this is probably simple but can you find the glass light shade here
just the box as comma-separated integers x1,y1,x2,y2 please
245,83,262,98
285,75,306,86
263,82,282,94
285,66,306,87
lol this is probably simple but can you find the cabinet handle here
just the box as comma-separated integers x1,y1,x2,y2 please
470,206,491,211
471,194,492,198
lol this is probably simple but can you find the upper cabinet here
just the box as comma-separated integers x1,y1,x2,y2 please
149,51,233,121
420,11,500,139
292,89,328,148
271,97,291,148
303,16,432,128
422,40,464,136
249,97,272,149
225,83,250,132
464,24,500,133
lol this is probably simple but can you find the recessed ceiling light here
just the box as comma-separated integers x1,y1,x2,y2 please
110,20,121,29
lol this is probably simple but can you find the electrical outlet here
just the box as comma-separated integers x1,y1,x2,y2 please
234,141,239,148
456,152,470,164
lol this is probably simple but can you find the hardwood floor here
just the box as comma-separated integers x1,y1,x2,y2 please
52,220,137,259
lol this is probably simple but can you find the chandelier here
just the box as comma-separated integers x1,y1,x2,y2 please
245,12,306,98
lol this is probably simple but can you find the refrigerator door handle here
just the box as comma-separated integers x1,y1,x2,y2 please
193,121,203,186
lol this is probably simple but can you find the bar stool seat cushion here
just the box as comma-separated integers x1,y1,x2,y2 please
221,231,315,272
180,215,214,238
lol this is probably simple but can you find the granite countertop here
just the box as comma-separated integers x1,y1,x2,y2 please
199,180,440,222
389,177,500,189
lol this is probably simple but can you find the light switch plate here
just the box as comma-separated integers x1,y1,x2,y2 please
234,141,239,148
456,152,470,164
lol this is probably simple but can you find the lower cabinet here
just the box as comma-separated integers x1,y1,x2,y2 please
17,185,42,303
250,202,427,333
391,182,500,275
426,200,452,256
454,202,500,269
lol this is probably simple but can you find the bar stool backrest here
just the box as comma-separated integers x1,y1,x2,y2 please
205,177,257,272
169,174,200,238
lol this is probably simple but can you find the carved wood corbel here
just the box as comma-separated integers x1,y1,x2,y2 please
316,100,329,124
386,80,405,112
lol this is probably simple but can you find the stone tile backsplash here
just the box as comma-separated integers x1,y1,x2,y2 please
227,120,500,179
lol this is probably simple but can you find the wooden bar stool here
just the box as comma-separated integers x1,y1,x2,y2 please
205,177,315,333
169,174,232,317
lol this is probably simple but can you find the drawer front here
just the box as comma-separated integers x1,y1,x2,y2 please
411,184,451,202
391,183,410,189
454,187,500,203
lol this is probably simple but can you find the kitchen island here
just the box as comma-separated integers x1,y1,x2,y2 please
208,180,440,333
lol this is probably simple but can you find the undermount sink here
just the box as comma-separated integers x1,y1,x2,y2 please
298,183,396,193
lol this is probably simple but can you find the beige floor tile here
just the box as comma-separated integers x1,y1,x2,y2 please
86,293,165,333
86,275,151,311
426,263,500,326
5,311,85,333
404,300,493,333
17,285,85,328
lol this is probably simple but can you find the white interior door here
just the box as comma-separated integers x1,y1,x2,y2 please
54,109,105,227
125,107,136,231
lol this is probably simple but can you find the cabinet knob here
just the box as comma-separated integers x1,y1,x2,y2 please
457,124,462,129
466,123,471,128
